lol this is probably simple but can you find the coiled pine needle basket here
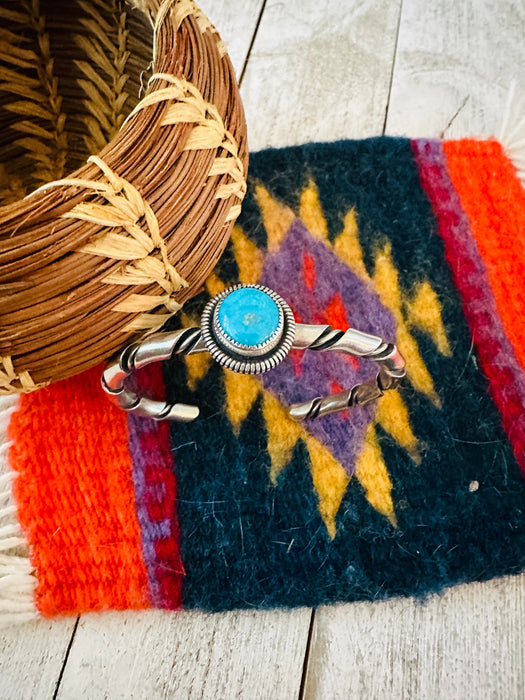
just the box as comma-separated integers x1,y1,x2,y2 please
0,0,248,393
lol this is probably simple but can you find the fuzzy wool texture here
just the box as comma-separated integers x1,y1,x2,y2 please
4,136,525,618
9,368,151,616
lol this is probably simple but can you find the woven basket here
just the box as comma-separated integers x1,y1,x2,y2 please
0,0,248,393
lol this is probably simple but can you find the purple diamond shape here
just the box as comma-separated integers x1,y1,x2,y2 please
260,220,397,475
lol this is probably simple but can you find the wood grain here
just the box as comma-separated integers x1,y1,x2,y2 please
56,608,311,700
0,618,77,700
303,574,525,700
386,0,525,138
240,0,402,150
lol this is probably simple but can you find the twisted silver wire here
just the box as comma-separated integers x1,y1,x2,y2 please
102,327,206,421
288,324,406,421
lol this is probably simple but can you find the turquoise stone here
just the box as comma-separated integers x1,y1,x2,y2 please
217,288,281,348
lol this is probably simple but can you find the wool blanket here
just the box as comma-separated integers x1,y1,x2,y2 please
2,136,525,623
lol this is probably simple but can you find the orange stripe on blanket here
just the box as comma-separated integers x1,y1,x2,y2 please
444,139,525,371
8,367,150,616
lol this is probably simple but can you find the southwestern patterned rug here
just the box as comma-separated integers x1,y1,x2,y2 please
2,136,525,622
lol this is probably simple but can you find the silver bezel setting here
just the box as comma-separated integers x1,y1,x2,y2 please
201,283,296,374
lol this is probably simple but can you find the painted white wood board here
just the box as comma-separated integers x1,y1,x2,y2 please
0,618,77,700
386,0,525,139
240,0,402,151
303,574,525,700
56,607,311,700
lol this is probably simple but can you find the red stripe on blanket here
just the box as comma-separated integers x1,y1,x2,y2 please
414,138,525,472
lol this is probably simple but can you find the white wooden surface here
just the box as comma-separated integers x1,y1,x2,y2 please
304,575,525,700
240,0,402,149
1,1,524,698
386,0,525,139
57,608,311,700
0,618,77,699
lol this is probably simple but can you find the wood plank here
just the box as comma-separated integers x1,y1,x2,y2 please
386,0,525,138
303,574,525,700
303,3,525,699
56,608,311,700
0,618,78,700
241,0,402,151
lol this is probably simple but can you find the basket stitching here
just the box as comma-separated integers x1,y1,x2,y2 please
0,0,68,187
0,357,40,396
45,155,187,332
126,73,246,220
0,164,26,207
1,0,246,387
74,0,131,153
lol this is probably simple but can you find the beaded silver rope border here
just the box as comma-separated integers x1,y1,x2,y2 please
201,284,295,374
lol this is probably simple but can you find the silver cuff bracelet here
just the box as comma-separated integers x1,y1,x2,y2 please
102,283,406,422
